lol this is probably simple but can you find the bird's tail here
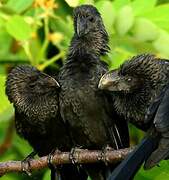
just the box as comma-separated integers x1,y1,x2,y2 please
144,131,169,169
59,164,88,180
50,167,61,180
84,163,112,180
108,137,158,180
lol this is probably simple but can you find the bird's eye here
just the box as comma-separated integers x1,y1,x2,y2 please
88,16,94,22
29,83,36,89
127,78,132,82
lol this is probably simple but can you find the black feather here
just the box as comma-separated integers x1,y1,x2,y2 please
6,65,87,180
99,54,169,178
59,5,129,180
109,137,158,180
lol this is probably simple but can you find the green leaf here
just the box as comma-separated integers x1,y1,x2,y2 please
113,0,131,10
115,5,134,36
13,135,33,157
135,161,169,180
79,0,94,4
0,6,16,15
87,176,92,180
0,29,12,58
43,170,51,180
0,174,18,180
131,0,157,15
0,106,14,122
5,15,32,41
132,18,159,42
0,17,5,27
0,75,11,114
6,0,34,14
50,17,73,38
142,4,169,31
65,0,79,7
96,1,116,34
0,74,13,123
153,30,169,58
50,16,73,48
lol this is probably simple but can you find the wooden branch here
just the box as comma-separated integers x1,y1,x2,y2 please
0,147,134,177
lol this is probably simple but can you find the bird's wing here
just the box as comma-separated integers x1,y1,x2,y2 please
144,85,169,169
152,85,169,132
144,131,169,169
144,84,169,125
104,92,129,149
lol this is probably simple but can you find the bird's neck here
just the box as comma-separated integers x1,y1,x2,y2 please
67,32,109,61
114,85,151,122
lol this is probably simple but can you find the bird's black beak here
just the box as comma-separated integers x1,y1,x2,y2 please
49,77,60,88
98,75,114,90
44,75,60,88
49,78,60,88
76,16,87,37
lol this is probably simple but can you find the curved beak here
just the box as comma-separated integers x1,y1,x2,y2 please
49,77,60,88
76,16,87,37
98,70,122,91
44,75,60,88
98,74,114,90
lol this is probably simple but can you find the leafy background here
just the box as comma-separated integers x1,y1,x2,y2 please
0,0,169,179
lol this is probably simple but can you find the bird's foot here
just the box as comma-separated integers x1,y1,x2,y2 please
47,149,61,170
21,151,37,176
69,146,85,173
99,145,113,166
69,146,84,165
47,149,61,180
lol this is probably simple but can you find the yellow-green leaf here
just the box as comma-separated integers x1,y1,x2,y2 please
96,1,116,34
115,5,134,36
133,18,159,42
6,0,34,14
131,0,157,15
6,15,32,41
142,4,169,32
113,0,130,10
153,30,169,58
65,0,79,7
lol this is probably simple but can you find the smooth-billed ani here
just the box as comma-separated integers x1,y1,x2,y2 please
5,65,87,180
58,5,129,180
98,54,169,179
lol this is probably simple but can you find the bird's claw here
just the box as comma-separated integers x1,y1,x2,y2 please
99,145,113,165
69,146,83,164
47,149,61,170
47,149,62,180
69,148,78,164
21,151,36,176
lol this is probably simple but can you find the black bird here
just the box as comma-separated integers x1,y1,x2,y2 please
98,54,169,179
5,65,87,180
58,5,129,180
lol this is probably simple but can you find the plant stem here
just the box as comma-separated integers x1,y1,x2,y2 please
36,16,49,64
38,51,65,70
22,41,34,65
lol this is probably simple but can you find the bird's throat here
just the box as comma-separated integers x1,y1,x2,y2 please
68,32,108,60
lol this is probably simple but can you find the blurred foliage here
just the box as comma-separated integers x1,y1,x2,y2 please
0,0,169,179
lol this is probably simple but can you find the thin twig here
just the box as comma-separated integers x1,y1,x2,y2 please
0,147,134,177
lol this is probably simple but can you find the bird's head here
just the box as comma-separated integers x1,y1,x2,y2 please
6,65,60,105
73,5,108,39
98,69,142,93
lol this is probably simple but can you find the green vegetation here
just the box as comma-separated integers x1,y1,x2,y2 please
1,0,169,179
